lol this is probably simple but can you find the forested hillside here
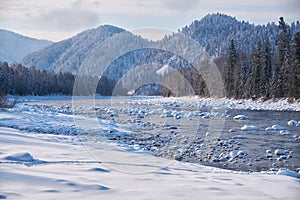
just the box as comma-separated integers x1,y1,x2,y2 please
21,25,125,73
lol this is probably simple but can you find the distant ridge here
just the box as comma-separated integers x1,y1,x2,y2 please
0,29,52,63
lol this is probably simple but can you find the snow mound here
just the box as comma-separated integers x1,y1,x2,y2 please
276,168,300,178
233,115,249,120
4,152,35,162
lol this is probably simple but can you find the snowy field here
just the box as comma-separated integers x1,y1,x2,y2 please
0,96,300,199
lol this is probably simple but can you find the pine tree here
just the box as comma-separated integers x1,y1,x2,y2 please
251,41,262,98
291,32,300,99
226,39,237,98
261,40,272,99
277,17,291,97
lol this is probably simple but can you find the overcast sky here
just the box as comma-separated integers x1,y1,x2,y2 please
0,0,299,41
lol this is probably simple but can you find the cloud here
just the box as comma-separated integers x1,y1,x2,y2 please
37,1,100,31
163,0,201,13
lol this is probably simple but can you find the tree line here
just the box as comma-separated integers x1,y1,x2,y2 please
0,62,75,95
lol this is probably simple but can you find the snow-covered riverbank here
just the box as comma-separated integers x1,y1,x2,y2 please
1,127,300,200
1,96,300,199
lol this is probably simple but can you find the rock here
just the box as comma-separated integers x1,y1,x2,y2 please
265,154,273,158
274,149,285,156
241,125,257,131
255,157,262,161
280,130,291,135
266,149,272,154
228,129,237,132
287,120,297,126
232,135,247,139
229,150,238,158
265,127,276,131
174,154,183,161
233,115,249,120
237,150,248,158
271,124,285,130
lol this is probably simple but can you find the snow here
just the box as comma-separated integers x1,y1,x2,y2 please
0,96,300,199
145,96,300,111
1,127,299,200
4,152,35,162
156,64,171,75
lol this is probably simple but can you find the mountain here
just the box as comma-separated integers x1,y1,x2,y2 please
21,25,126,73
181,13,300,57
0,29,52,64
20,13,300,75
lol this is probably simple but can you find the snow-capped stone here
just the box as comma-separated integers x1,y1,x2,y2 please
229,150,238,158
274,149,285,156
241,125,257,131
287,120,297,126
232,135,247,139
266,149,272,154
280,130,291,135
237,150,248,158
174,154,183,161
271,125,285,130
233,115,249,120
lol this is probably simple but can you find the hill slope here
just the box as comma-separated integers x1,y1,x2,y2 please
21,25,126,73
0,29,52,63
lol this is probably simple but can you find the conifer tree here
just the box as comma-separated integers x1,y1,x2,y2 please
291,32,300,99
261,40,272,99
226,39,237,98
277,17,291,97
251,41,262,98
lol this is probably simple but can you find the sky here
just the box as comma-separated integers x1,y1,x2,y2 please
0,0,299,41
